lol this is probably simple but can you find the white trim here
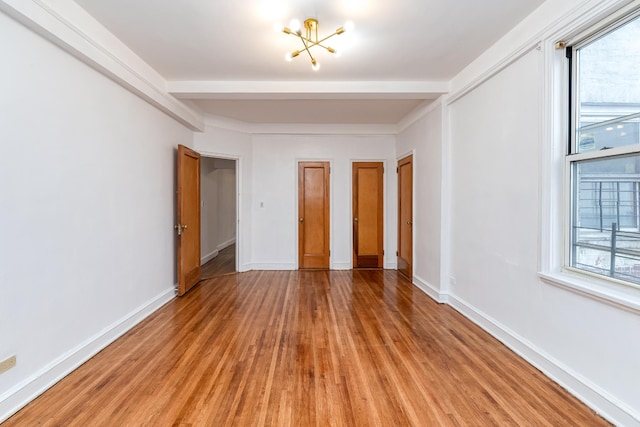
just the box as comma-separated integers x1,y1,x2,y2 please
250,263,297,270
413,275,448,304
396,97,445,134
204,114,252,133
448,42,541,105
440,99,452,296
445,292,639,427
331,262,352,270
217,238,236,252
448,0,635,106
0,287,176,423
201,249,219,265
203,116,399,136
539,272,640,314
251,123,397,136
0,0,204,131
384,261,398,270
167,80,450,98
239,263,252,273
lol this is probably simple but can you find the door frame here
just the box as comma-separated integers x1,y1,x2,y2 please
350,159,387,269
397,150,415,279
197,150,243,273
295,158,333,270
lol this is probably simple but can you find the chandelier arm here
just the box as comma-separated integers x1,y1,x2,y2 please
298,35,316,62
309,42,335,52
289,31,339,51
314,31,340,46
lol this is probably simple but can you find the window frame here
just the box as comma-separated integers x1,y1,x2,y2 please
538,1,640,314
564,10,640,289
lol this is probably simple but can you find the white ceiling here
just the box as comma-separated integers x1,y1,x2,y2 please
73,0,546,125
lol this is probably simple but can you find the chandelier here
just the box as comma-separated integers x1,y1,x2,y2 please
278,18,353,71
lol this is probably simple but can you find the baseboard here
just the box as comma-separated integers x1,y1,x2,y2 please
0,287,176,423
385,261,398,270
217,238,236,252
200,249,219,265
413,275,448,304
331,262,351,270
250,263,297,270
446,293,639,427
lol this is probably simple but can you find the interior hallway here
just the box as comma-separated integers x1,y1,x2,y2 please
200,244,236,279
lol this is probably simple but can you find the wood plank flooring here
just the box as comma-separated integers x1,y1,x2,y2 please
4,270,610,426
200,244,235,279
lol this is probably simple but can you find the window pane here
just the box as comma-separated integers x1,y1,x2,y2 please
571,155,640,283
576,15,640,153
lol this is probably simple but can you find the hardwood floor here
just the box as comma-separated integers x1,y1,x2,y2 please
200,244,235,278
4,270,609,426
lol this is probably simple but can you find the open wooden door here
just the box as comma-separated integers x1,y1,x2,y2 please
298,162,330,269
176,145,201,296
353,162,384,268
397,155,413,280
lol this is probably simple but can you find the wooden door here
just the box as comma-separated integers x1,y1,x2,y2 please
176,145,201,296
397,155,413,279
298,162,330,269
353,162,384,268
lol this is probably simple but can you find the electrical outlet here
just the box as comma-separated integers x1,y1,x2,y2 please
0,355,16,374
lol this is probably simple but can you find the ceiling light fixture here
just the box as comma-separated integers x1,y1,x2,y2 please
279,18,353,71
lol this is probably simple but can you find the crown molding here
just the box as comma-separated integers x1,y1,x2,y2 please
250,123,397,135
0,0,204,131
448,0,634,105
396,97,444,134
204,113,399,136
204,113,253,133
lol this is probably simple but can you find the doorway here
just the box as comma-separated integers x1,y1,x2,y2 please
397,155,413,280
200,157,237,278
298,161,330,269
352,162,384,268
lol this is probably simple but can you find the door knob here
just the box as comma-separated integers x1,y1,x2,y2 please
174,224,187,235
299,218,304,222
354,218,358,222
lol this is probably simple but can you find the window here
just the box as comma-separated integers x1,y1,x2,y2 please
567,12,640,286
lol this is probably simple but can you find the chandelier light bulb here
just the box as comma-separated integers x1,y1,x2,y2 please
344,21,354,32
289,19,301,33
285,52,293,62
311,59,320,71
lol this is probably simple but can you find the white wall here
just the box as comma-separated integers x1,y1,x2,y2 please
200,157,220,262
193,123,251,271
200,157,236,263
216,167,237,247
251,134,397,270
397,103,444,298
0,11,192,421
445,0,640,424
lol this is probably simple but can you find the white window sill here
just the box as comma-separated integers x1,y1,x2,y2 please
539,271,640,314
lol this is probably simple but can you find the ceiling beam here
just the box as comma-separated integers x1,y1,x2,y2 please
166,80,450,100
